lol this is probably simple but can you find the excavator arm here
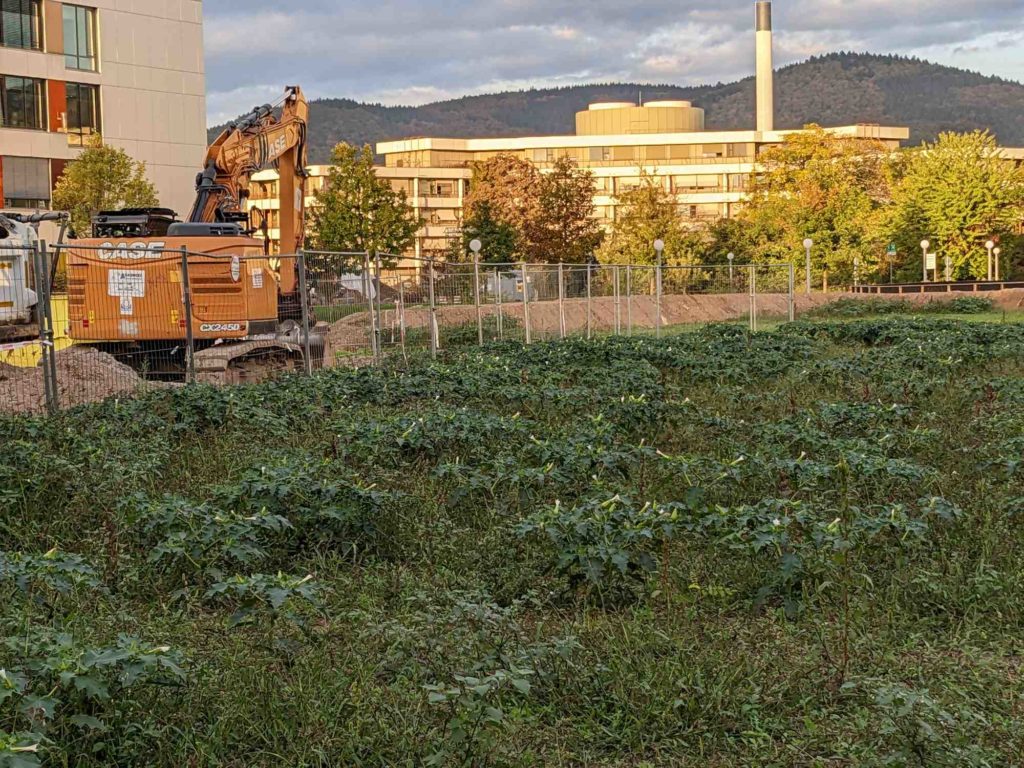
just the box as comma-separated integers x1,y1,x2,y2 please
188,86,309,293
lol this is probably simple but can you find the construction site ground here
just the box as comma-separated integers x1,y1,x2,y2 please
4,290,1024,413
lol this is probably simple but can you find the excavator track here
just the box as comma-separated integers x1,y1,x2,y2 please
194,340,308,385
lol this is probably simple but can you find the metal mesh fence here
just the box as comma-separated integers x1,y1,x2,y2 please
2,244,797,414
1,243,55,415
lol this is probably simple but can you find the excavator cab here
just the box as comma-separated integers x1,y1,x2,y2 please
92,208,178,239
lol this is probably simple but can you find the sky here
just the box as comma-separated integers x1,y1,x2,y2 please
203,0,1024,126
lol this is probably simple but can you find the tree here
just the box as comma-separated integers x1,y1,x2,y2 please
52,135,159,237
887,131,1024,280
595,173,697,266
738,125,892,285
530,157,603,263
308,143,420,267
462,154,541,261
453,200,520,264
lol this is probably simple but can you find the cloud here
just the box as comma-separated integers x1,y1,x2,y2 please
202,0,1024,125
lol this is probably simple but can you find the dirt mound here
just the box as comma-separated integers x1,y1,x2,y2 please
1,346,151,415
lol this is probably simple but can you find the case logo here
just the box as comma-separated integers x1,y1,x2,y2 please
98,242,166,260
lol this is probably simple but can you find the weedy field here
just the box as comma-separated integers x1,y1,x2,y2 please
2,317,1023,766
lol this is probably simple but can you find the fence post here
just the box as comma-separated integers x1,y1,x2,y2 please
39,242,59,410
428,256,438,358
656,257,663,339
296,250,314,375
613,265,621,335
398,282,407,356
362,252,378,359
374,251,384,359
179,247,197,383
474,256,483,346
586,265,593,340
31,243,56,413
748,265,758,333
558,262,566,339
626,265,633,336
494,268,503,340
787,263,796,323
520,262,531,344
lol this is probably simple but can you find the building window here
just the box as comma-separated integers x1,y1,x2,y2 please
728,173,750,192
645,146,669,161
65,82,100,145
589,146,612,162
427,181,454,197
0,75,47,130
63,4,97,71
0,0,41,50
2,156,51,208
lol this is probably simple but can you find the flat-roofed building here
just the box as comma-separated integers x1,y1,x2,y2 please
374,102,910,260
247,164,468,259
246,112,912,260
0,0,206,220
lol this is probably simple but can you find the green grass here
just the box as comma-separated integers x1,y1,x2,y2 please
3,318,1024,765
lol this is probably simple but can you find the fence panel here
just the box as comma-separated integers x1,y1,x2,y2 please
1,243,56,414
53,243,184,406
303,250,375,365
2,246,800,416
751,264,798,330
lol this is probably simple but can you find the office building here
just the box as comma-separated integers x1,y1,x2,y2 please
0,0,206,219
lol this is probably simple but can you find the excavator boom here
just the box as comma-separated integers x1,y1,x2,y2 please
189,86,309,291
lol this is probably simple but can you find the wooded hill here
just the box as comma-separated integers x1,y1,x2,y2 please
210,53,1024,164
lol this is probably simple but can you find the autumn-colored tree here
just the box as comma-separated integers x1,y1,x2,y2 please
886,131,1024,280
739,125,892,285
51,135,159,237
596,174,698,266
461,154,541,261
530,157,603,263
308,143,420,268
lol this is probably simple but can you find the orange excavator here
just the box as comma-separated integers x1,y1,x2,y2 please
63,86,325,382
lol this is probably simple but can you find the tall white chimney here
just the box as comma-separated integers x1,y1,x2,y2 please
755,1,774,132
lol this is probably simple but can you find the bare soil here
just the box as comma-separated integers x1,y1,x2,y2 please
325,290,1024,354
0,346,153,414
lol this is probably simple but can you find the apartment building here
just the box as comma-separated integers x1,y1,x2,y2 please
0,0,206,220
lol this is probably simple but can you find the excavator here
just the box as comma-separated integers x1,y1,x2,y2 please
62,85,325,383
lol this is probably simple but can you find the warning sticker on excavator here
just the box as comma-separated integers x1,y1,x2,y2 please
108,269,146,299
251,267,264,289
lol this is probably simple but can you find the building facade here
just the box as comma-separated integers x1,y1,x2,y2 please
247,102,909,260
377,102,910,260
0,0,206,219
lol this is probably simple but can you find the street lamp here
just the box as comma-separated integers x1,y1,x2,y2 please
944,255,952,283
920,240,930,282
653,240,665,338
803,238,813,294
994,247,1002,281
986,240,995,281
469,239,484,344
727,252,735,282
